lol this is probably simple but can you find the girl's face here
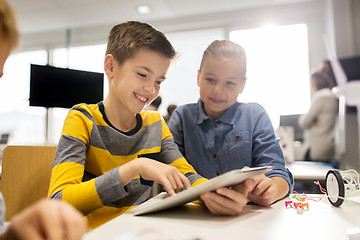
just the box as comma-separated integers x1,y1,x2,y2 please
197,57,246,120
104,48,170,116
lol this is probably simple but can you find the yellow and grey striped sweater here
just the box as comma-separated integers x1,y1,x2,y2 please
48,102,206,230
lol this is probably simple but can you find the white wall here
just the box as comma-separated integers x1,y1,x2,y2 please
18,0,359,67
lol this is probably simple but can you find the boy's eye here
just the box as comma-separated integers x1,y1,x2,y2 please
138,73,147,78
205,78,215,83
155,80,162,86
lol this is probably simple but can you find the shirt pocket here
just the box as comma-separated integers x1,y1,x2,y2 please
222,131,252,170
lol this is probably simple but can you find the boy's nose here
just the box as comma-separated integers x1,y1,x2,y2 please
144,83,155,94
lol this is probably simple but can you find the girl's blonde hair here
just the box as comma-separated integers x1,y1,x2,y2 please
199,40,247,79
0,0,19,49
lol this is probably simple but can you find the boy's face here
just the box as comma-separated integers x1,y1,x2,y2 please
0,36,11,78
197,57,246,120
104,48,170,115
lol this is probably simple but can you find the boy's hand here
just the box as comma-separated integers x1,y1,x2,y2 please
136,158,192,196
1,199,87,240
200,178,254,215
247,174,278,206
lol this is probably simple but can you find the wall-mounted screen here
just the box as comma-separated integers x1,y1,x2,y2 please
30,64,104,108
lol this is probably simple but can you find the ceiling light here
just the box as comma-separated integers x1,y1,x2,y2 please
136,5,152,15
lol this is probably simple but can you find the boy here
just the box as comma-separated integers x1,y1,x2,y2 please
48,22,254,230
0,0,87,239
168,40,294,207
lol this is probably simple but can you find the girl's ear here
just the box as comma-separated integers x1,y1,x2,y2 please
197,70,201,87
238,78,247,94
104,54,115,79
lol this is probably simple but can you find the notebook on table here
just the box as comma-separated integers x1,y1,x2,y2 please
130,166,272,216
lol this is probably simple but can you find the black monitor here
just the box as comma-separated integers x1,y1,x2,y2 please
339,55,360,82
279,114,304,142
29,64,104,108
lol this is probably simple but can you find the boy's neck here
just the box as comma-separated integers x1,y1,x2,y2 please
103,99,138,132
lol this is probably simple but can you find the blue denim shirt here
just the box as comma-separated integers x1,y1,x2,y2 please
168,99,294,194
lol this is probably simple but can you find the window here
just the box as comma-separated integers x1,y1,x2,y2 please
160,28,225,115
53,44,107,95
0,50,47,145
50,44,107,144
0,50,47,111
0,44,107,145
230,24,310,128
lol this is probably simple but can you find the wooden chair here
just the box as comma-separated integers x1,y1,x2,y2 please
0,145,57,221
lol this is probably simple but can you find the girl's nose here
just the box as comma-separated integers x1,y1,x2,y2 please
214,83,224,94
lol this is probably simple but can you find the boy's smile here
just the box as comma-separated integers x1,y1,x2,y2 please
134,92,149,104
197,57,246,120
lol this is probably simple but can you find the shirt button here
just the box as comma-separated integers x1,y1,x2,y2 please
213,153,217,159
216,171,220,176
214,123,218,127
215,135,219,141
235,136,240,140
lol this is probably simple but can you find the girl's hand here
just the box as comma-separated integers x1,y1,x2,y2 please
200,178,255,215
247,174,278,206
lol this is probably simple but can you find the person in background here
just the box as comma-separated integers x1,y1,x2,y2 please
144,95,162,111
48,21,255,230
168,40,294,207
299,62,338,162
163,104,177,122
0,0,87,239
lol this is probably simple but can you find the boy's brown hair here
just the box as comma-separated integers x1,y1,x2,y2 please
199,40,247,80
106,21,177,65
0,0,19,49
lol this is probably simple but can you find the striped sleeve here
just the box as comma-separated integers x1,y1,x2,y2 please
47,105,128,215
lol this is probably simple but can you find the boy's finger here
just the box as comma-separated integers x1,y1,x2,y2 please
179,172,192,189
161,180,175,196
169,175,178,190
172,173,184,192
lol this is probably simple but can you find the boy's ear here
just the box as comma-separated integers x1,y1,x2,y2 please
239,78,247,94
104,54,115,78
197,70,200,87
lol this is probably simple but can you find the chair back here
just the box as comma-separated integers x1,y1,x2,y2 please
0,145,56,221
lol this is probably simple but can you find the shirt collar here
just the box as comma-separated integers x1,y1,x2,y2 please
196,99,209,124
196,98,239,126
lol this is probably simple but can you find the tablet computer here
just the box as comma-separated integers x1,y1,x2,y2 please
130,166,272,216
